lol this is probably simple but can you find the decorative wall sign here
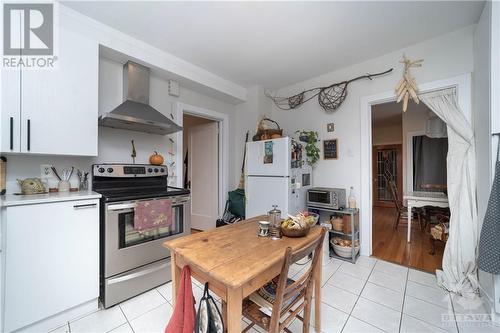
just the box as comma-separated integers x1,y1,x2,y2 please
327,123,335,132
323,139,338,160
395,55,423,112
265,68,393,113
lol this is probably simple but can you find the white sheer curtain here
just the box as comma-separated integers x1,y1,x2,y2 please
420,88,478,296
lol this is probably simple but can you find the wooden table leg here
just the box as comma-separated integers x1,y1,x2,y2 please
222,301,228,333
171,253,181,307
227,287,243,333
314,244,322,332
407,204,412,243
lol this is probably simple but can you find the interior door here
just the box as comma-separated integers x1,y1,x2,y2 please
188,122,219,230
372,144,403,207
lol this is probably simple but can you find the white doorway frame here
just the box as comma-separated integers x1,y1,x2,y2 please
359,73,471,256
174,102,229,217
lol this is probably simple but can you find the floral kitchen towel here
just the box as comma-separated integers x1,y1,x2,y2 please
134,199,173,231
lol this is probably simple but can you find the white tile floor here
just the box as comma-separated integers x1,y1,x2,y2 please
49,257,500,333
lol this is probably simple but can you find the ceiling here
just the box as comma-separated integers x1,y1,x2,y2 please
63,1,484,89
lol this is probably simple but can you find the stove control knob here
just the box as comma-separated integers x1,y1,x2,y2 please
160,168,165,173
98,167,105,173
107,168,114,173
148,168,153,173
154,168,159,173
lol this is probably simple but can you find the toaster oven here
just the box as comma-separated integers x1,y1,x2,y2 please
307,187,346,210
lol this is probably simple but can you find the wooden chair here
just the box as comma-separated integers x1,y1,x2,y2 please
242,228,326,333
387,180,423,230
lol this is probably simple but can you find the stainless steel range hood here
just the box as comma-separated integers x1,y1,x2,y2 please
98,61,182,135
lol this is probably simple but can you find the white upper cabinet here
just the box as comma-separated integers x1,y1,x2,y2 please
1,26,98,156
20,26,99,155
0,69,21,153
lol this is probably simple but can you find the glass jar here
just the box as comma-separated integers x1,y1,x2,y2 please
268,205,282,239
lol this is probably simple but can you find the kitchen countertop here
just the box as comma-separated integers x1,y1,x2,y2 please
0,191,102,207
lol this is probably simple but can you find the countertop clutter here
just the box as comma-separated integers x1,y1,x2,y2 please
0,190,101,207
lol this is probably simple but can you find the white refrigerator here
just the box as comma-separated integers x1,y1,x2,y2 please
245,137,312,218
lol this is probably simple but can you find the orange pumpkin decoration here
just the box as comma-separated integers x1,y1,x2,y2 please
149,151,164,165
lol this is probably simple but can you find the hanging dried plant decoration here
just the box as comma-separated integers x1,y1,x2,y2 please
265,68,393,113
395,55,423,112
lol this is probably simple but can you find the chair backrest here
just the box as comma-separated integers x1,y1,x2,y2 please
268,227,326,332
387,179,403,212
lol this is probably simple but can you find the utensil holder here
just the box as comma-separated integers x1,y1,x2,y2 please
58,180,70,192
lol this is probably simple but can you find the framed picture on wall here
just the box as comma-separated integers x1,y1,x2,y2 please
323,139,338,160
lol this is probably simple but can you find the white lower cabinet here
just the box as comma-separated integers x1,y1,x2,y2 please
2,199,99,332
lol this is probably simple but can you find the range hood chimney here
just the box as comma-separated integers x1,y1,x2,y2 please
98,61,182,135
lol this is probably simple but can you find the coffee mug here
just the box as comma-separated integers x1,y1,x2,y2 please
258,221,270,237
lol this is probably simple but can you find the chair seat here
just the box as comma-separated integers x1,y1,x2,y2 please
243,276,299,332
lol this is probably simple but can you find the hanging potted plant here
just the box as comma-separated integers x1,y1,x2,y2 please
296,130,320,166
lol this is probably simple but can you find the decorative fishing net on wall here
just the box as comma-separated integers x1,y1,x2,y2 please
266,68,393,113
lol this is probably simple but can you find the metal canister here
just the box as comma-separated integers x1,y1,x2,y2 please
268,205,282,239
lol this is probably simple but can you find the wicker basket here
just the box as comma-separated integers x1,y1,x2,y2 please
330,217,343,232
253,118,283,141
282,225,311,238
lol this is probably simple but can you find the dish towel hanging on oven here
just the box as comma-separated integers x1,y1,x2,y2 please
134,198,173,231
478,139,500,273
165,266,196,333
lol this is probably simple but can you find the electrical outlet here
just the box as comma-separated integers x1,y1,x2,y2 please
40,164,53,178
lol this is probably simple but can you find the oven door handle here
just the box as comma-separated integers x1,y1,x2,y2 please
106,262,170,285
107,203,136,211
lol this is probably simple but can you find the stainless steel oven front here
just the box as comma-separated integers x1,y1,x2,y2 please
102,194,190,307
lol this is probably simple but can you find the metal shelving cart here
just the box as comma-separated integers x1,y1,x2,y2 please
308,206,360,263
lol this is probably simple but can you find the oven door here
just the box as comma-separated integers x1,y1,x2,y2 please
104,195,190,278
307,190,332,208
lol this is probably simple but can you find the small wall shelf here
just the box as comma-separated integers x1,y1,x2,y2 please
308,206,360,263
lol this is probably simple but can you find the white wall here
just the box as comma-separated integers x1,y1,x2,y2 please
372,121,402,146
233,85,272,186
271,26,474,199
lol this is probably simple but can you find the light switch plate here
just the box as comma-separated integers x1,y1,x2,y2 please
168,80,180,97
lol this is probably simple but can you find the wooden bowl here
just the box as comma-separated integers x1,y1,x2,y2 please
281,225,311,238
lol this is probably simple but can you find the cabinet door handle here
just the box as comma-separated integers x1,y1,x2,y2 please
9,117,13,150
27,119,31,151
73,203,97,209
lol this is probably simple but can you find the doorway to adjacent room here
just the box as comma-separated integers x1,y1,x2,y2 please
182,114,219,231
370,101,447,273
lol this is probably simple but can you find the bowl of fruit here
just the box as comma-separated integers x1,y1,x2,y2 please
330,237,360,258
281,212,319,238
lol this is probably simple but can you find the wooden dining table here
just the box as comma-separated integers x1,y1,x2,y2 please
163,216,323,333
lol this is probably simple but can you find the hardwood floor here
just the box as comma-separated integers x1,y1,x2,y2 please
372,206,444,273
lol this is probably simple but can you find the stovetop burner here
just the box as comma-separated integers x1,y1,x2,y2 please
91,163,190,202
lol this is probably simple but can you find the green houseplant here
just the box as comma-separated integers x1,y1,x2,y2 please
296,130,320,166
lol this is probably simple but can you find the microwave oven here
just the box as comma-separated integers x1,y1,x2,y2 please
307,187,346,210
